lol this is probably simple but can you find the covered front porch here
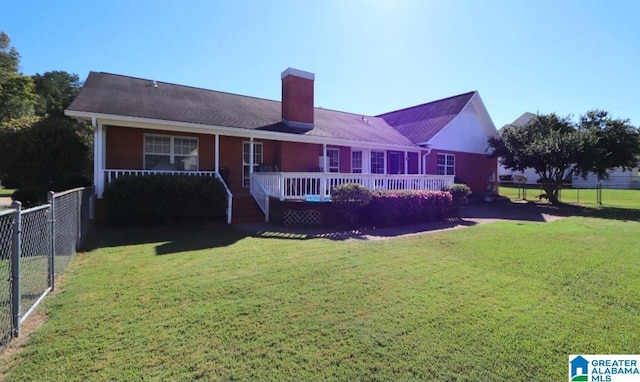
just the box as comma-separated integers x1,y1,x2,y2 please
97,169,454,224
91,123,453,224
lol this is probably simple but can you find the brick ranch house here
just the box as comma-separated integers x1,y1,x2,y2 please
65,68,498,224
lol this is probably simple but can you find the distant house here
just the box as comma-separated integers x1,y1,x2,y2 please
65,68,498,223
499,112,640,189
498,112,543,184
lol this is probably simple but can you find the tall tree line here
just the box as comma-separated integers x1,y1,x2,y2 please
0,31,91,205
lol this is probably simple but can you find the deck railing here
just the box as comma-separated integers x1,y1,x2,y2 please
251,172,455,201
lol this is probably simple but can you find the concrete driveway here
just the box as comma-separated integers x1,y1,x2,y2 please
0,196,12,208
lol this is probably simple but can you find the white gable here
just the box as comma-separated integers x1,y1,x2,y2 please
427,93,498,154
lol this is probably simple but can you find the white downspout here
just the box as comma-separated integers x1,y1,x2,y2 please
421,146,433,175
321,143,327,200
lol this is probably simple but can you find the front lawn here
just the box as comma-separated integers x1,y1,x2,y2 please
0,188,14,198
1,211,639,381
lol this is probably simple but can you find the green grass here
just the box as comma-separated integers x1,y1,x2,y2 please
1,210,640,381
499,184,640,208
0,188,15,198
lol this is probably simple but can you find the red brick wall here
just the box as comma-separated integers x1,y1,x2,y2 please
280,141,322,172
408,152,419,174
282,75,314,124
325,145,351,173
426,149,497,197
218,136,243,189
105,126,143,169
105,126,215,171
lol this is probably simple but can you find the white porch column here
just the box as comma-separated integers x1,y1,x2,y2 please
94,121,106,198
249,137,255,175
404,151,408,175
322,143,328,173
214,134,220,173
383,151,387,175
363,149,371,174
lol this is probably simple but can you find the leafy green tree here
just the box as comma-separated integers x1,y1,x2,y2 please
8,117,92,203
0,116,42,187
0,31,37,122
0,31,92,198
488,111,640,205
32,71,81,117
0,31,19,79
576,110,640,177
0,73,38,122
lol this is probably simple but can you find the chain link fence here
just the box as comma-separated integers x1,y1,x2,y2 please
0,187,93,353
0,211,14,351
500,182,640,207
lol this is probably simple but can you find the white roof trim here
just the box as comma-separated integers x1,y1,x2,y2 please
428,91,498,144
65,109,422,152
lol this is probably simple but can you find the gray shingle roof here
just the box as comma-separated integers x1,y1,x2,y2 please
67,72,417,147
377,91,476,144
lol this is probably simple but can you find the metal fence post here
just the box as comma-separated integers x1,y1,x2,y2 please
11,201,22,337
47,191,55,290
76,191,81,249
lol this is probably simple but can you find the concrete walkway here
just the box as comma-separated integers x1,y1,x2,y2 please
236,200,573,241
0,196,12,208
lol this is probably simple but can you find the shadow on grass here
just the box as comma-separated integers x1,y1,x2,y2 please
84,222,251,255
579,205,640,222
237,218,478,241
460,200,577,222
82,202,640,254
463,199,640,223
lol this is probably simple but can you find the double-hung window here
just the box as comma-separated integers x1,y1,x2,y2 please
351,151,362,173
326,148,340,173
370,151,385,174
144,134,198,171
437,153,455,175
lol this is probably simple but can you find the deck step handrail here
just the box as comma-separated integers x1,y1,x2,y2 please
250,176,270,222
215,173,234,224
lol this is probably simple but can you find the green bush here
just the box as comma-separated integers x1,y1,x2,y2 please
363,190,453,227
442,183,472,217
331,183,372,224
103,175,228,226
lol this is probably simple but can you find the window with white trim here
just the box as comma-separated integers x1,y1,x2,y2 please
351,151,362,173
243,142,263,187
327,148,339,173
144,134,198,171
371,151,385,174
437,153,455,175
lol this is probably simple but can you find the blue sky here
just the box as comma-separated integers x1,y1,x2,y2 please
4,0,640,127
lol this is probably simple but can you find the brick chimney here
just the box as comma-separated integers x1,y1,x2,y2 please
281,68,314,130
